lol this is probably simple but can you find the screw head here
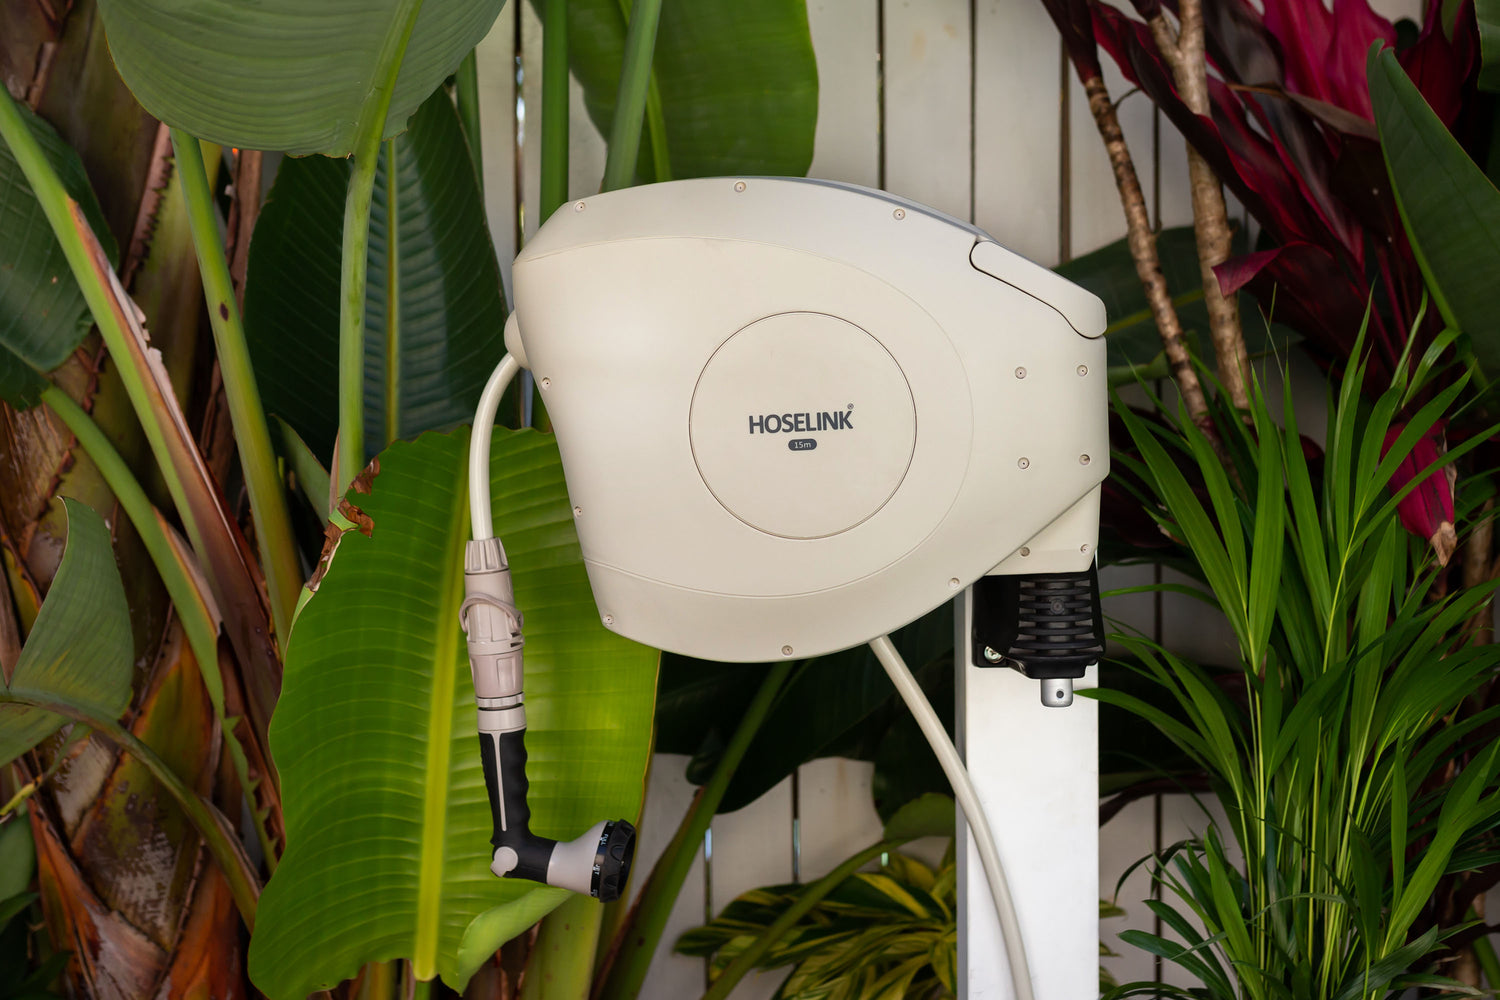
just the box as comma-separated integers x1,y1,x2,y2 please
781,645,794,656
1077,364,1088,376
573,506,583,517
1015,366,1027,379
1020,546,1031,557
1080,454,1091,465
1018,457,1030,470
892,208,906,220
540,377,551,389
1080,543,1090,553
603,614,615,626
948,577,961,590
983,646,1003,663
734,180,747,192
574,201,587,212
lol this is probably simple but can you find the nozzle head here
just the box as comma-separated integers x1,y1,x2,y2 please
592,819,636,902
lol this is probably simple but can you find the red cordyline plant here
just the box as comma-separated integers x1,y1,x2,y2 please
1091,0,1480,386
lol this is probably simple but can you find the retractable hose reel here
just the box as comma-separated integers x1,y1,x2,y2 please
459,177,1109,975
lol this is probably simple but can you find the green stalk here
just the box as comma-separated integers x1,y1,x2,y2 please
600,0,664,192
612,0,672,183
41,384,280,868
383,138,401,450
540,0,571,221
170,131,301,641
1473,928,1500,991
597,660,794,1000
699,839,896,1000
455,48,484,188
643,79,672,182
42,387,222,703
0,87,200,565
522,895,602,1000
4,696,260,928
336,0,428,499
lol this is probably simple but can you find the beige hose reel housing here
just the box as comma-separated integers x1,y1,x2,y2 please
505,177,1108,663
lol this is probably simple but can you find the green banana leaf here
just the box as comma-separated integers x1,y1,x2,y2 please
248,428,658,997
1479,0,1499,92
562,0,818,182
244,90,508,465
0,499,131,766
0,102,117,406
1369,45,1500,373
92,0,504,155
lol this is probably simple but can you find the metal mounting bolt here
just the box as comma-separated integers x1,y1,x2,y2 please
1017,457,1030,470
982,646,1004,663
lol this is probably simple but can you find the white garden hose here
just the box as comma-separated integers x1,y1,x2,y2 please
469,353,1036,995
869,634,1036,1000
469,353,521,540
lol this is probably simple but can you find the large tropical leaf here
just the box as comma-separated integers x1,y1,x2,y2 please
0,500,131,766
244,91,507,465
0,102,117,406
248,428,658,997
1369,46,1500,371
563,0,818,181
92,0,505,155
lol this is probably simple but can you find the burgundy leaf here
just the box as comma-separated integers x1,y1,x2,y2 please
1212,242,1371,363
1383,423,1457,565
1037,0,1101,79
1261,0,1395,119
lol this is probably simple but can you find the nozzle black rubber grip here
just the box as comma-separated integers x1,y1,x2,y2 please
479,729,556,882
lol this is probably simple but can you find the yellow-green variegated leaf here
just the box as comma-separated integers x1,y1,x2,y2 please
93,0,505,155
247,429,658,996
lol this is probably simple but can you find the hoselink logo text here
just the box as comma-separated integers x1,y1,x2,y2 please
747,411,854,434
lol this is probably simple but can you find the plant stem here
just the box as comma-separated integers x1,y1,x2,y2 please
540,0,571,221
1148,1,1248,410
595,660,795,1000
699,839,896,1000
522,894,602,1000
1080,73,1209,422
600,0,664,192
611,0,672,182
41,387,222,703
337,0,427,499
5,696,260,927
170,131,301,641
455,48,484,188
